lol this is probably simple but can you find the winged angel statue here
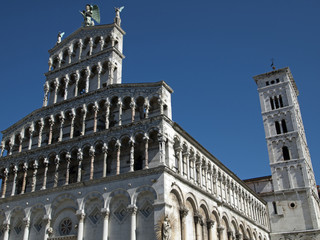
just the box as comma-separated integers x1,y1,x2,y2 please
80,4,100,27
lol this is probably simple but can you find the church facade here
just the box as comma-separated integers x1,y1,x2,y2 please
0,8,318,240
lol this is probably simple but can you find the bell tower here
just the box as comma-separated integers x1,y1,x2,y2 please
254,67,320,237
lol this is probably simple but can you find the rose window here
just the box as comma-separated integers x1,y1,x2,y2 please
59,218,72,235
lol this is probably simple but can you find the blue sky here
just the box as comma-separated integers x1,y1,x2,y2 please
1,0,320,183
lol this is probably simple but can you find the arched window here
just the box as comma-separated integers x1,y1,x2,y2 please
274,96,279,109
282,146,290,160
281,119,288,133
275,121,281,134
270,97,275,110
279,95,284,107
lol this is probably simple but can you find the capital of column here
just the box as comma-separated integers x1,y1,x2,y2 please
115,140,121,149
76,210,86,221
66,152,71,161
105,98,111,107
101,208,110,219
3,223,10,231
74,70,80,81
3,168,9,177
84,67,91,77
53,78,59,89
22,162,28,172
33,160,38,169
217,226,225,232
93,103,99,112
44,82,49,93
77,149,83,161
158,133,167,143
143,133,149,142
194,212,202,225
12,165,18,173
89,146,95,157
49,116,55,126
207,219,215,229
43,158,49,166
127,205,138,215
54,155,60,165
97,62,102,73
69,109,76,119
102,143,108,154
179,206,188,218
23,218,30,228
130,98,136,109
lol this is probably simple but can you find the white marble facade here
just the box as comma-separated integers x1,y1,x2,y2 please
0,9,317,240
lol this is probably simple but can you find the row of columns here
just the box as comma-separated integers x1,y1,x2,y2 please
173,147,267,227
1,96,165,157
48,33,118,72
1,133,168,198
44,60,116,106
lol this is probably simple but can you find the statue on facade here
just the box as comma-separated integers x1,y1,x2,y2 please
80,4,100,26
56,32,65,45
162,215,171,240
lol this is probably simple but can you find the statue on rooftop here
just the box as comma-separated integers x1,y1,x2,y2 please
80,4,100,27
114,6,124,26
56,32,65,45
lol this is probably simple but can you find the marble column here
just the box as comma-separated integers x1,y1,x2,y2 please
101,208,110,240
43,82,49,107
175,147,182,174
108,61,115,84
65,152,71,185
43,215,52,240
58,114,65,142
217,227,224,240
130,98,136,123
158,133,166,165
127,205,138,240
180,207,188,240
129,138,135,172
48,58,52,71
53,78,59,104
68,47,73,64
102,143,108,177
0,142,4,157
116,140,121,175
89,146,95,180
1,168,8,198
31,161,38,192
183,151,190,179
158,99,164,115
78,39,83,60
207,220,215,240
85,67,91,93
69,109,76,139
21,163,28,194
3,223,10,240
41,158,49,190
8,141,13,155
118,99,123,126
76,210,85,240
97,62,102,89
93,103,99,133
53,155,60,187
74,70,80,97
64,75,70,100
194,213,202,240
236,233,243,240
99,36,105,51
89,38,93,55
81,105,87,136
11,165,18,196
143,134,149,169
144,98,150,118
28,125,34,150
48,116,54,145
18,134,23,153
22,218,30,240
77,149,83,182
38,119,44,147
105,99,110,129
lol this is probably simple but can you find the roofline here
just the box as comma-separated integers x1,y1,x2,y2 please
253,67,299,96
48,23,126,54
243,175,272,182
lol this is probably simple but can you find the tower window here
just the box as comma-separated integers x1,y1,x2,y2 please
282,146,290,160
274,96,279,109
270,97,275,110
271,80,275,84
281,119,288,133
272,201,278,214
275,121,281,134
276,78,280,83
266,81,269,86
279,95,284,108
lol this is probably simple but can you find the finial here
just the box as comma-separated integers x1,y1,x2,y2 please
270,58,276,70
80,4,100,27
114,6,124,26
56,32,65,45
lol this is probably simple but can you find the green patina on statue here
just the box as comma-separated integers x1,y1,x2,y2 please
80,4,100,27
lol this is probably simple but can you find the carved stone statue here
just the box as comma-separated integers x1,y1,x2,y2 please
56,32,65,45
114,6,124,26
80,4,100,27
162,215,171,240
